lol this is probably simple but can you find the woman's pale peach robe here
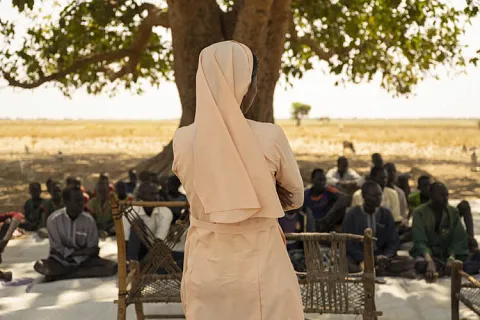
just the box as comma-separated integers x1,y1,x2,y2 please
172,41,304,320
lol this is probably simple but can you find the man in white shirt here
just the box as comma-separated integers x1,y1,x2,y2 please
385,163,409,225
124,182,173,262
326,156,363,191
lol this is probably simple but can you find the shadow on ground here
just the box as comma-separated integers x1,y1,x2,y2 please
1,151,478,213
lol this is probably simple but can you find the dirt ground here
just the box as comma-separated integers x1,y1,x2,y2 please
0,119,479,213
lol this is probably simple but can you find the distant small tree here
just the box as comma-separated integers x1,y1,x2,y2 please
291,102,311,127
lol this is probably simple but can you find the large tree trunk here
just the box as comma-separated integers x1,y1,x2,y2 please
136,0,223,174
246,0,291,123
137,0,291,175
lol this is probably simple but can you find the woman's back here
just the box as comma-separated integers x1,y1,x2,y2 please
172,41,304,320
173,119,304,223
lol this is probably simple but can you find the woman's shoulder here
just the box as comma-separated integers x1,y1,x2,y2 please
172,125,195,150
173,124,194,140
246,120,284,137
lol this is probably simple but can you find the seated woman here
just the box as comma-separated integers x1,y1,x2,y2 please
123,182,182,269
33,187,117,281
343,181,415,278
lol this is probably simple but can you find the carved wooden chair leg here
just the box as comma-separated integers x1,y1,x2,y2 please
117,297,127,320
451,261,463,320
131,260,145,320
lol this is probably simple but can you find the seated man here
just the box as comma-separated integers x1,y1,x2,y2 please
343,181,415,278
410,182,477,282
132,171,153,197
385,163,408,225
114,181,134,201
279,208,315,272
87,180,115,238
20,182,45,231
364,153,384,180
0,211,24,281
0,212,24,263
408,175,431,213
46,178,54,194
33,187,117,281
396,174,411,198
126,169,138,194
326,156,363,193
66,176,90,205
149,172,160,186
303,168,350,232
123,182,179,266
385,163,411,243
371,153,384,169
351,167,402,225
457,200,478,252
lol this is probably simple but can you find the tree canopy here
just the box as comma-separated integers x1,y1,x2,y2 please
291,102,311,126
0,0,477,99
1,0,478,174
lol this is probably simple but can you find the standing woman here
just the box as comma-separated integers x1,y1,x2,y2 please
172,41,304,320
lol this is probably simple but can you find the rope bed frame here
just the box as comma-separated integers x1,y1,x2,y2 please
285,230,382,320
451,260,480,320
111,193,381,320
111,194,189,320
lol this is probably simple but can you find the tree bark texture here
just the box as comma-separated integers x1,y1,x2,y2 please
138,0,292,175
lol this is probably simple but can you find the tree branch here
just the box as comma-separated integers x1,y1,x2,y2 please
288,16,334,61
1,49,133,89
138,4,169,28
2,5,168,88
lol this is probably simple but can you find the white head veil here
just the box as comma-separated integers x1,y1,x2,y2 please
193,41,283,223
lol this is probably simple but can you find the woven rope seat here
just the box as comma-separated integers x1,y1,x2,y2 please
458,284,480,315
451,260,480,319
285,231,382,319
111,194,189,319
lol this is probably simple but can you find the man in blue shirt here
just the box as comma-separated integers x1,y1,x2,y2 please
343,181,415,278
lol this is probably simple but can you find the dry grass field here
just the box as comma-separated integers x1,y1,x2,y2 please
0,119,479,213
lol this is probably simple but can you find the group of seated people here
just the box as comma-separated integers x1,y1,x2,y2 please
280,153,479,282
1,153,477,284
0,169,189,282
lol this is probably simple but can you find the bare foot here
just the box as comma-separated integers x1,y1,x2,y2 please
12,229,24,238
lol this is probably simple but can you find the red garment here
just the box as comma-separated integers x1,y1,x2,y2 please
83,192,90,205
0,212,24,222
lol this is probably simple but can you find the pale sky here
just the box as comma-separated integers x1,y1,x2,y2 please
0,1,479,120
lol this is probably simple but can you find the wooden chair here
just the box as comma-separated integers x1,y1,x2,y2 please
285,229,382,320
111,194,189,320
451,260,480,319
